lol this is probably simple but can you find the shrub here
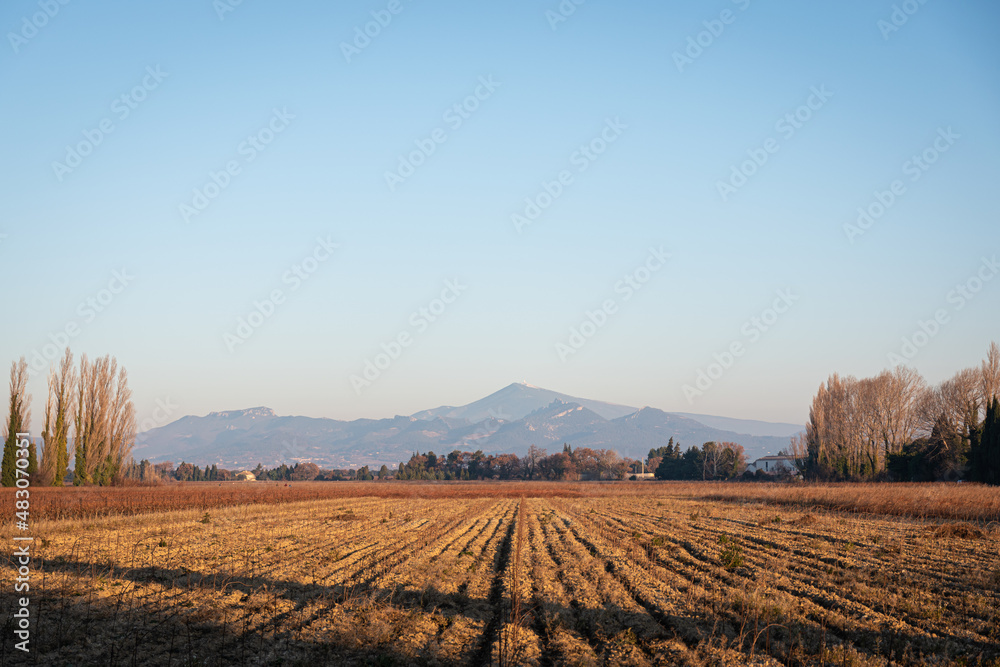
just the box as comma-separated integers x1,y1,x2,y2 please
719,536,744,570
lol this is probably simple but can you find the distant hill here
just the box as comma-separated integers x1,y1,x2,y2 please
411,382,638,421
665,412,803,438
133,383,802,468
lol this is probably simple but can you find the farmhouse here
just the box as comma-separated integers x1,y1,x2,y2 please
746,455,801,476
235,470,257,481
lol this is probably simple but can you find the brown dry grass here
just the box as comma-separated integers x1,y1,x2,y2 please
929,522,986,540
686,481,1000,523
6,480,998,524
0,481,590,522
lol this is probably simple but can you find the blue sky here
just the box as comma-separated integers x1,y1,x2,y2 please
1,0,998,430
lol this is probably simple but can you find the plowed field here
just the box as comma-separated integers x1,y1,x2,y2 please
2,485,998,665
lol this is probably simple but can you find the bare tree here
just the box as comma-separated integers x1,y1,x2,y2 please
108,366,136,480
982,341,1000,406
40,348,76,486
701,441,721,480
872,366,925,462
39,382,57,486
806,373,856,477
918,368,982,441
807,368,924,478
854,376,881,473
73,354,135,485
943,368,982,439
785,432,808,473
522,444,547,480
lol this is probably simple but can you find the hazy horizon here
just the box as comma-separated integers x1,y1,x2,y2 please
3,0,998,431
162,381,807,429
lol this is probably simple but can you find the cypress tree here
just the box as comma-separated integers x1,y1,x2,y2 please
968,423,983,483
73,436,88,485
983,397,1000,486
26,440,37,477
1,431,18,487
2,359,31,487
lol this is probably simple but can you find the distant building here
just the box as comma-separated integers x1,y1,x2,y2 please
235,471,256,482
746,456,802,476
630,472,655,480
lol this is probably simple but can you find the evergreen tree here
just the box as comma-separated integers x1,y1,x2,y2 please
26,440,38,477
1,432,19,487
981,396,1000,485
72,440,88,486
2,359,32,488
654,442,700,480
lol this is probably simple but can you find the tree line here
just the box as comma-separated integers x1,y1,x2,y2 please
132,460,385,483
393,444,633,481
648,438,747,480
802,341,1000,483
2,349,136,487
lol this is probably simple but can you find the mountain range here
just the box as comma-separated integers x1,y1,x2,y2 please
132,383,803,469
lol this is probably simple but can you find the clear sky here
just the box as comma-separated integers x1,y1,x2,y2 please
1,0,998,431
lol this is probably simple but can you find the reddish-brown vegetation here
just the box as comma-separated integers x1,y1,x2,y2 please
5,480,999,524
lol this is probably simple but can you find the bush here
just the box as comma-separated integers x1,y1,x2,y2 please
719,535,744,570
